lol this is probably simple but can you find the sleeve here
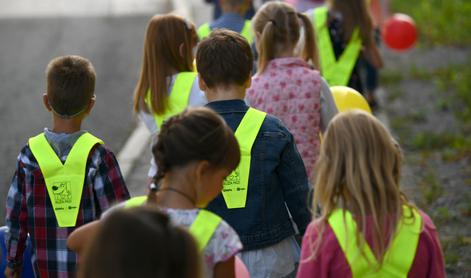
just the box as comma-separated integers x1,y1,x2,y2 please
91,146,130,217
5,153,29,268
277,126,311,235
319,77,338,132
207,220,243,264
188,76,208,107
297,222,318,278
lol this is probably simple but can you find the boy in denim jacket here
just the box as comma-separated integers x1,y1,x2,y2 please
197,29,310,278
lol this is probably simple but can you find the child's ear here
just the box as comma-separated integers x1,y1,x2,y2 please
195,160,210,179
43,93,53,112
198,74,208,91
84,95,96,115
243,77,252,89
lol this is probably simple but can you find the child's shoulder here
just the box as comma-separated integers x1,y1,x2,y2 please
257,111,293,136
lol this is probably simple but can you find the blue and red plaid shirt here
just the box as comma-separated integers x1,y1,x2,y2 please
5,139,130,277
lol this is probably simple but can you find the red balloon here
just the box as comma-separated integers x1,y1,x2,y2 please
382,13,417,51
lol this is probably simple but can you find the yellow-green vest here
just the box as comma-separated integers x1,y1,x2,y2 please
145,72,197,128
124,196,221,251
328,206,422,277
313,6,362,86
222,108,266,209
197,20,254,45
29,132,103,227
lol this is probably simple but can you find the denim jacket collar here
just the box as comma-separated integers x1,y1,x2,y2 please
206,99,249,114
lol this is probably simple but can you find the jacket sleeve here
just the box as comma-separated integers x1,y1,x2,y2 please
277,127,312,235
5,153,29,268
91,146,130,217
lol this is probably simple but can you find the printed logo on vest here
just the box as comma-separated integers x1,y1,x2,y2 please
52,181,72,204
223,168,241,191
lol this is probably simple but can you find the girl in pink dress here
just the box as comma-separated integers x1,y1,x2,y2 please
247,1,337,177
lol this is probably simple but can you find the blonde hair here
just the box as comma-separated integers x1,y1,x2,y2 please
252,2,319,73
133,14,198,115
311,110,415,265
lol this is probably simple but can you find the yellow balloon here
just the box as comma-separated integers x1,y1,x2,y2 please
330,86,372,114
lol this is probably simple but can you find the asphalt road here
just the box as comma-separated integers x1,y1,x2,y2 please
0,14,160,222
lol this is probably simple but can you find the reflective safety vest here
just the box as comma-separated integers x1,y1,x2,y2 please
197,20,254,45
222,108,266,209
313,7,362,86
328,206,423,277
124,196,222,251
145,72,197,128
29,132,103,227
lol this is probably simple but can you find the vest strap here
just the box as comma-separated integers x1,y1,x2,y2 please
189,209,222,251
124,196,147,208
197,23,211,40
328,206,422,277
314,7,362,87
240,20,254,45
146,72,197,128
222,108,266,209
29,132,103,227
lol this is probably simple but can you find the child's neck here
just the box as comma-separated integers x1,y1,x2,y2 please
50,114,83,134
205,85,246,102
274,47,295,59
156,175,197,210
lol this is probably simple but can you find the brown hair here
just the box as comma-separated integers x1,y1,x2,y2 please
151,107,240,190
196,29,253,89
46,55,96,118
79,206,201,278
133,14,198,115
327,0,374,46
252,2,319,73
310,110,415,265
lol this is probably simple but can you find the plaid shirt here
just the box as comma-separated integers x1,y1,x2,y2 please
5,142,130,278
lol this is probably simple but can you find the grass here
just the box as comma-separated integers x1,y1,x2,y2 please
417,170,443,206
391,0,471,46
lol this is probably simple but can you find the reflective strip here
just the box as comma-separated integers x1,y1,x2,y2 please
198,21,253,45
29,132,103,227
222,108,266,209
189,210,222,251
328,206,422,277
314,7,362,87
240,20,254,45
124,196,147,208
146,72,197,128
197,23,211,39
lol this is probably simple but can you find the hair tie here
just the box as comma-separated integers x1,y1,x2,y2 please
149,182,159,192
269,19,277,27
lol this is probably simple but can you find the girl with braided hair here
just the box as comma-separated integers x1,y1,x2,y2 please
68,108,243,278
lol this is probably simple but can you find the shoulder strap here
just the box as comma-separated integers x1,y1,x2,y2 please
198,23,211,40
240,20,253,45
124,196,148,208
234,107,266,154
189,209,222,251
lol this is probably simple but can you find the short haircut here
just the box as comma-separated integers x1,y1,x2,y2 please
46,55,96,118
196,29,253,89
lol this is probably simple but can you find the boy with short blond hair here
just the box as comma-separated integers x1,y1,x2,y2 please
5,55,130,277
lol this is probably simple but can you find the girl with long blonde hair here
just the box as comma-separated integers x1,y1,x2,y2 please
133,14,207,178
246,1,338,177
297,110,445,277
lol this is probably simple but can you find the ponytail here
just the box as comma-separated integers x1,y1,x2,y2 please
257,21,277,73
298,12,319,69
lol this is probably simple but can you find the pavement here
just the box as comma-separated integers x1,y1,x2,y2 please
0,0,212,221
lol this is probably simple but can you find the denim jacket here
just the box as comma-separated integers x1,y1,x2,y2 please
206,100,311,251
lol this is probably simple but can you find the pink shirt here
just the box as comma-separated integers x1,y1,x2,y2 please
247,58,322,175
297,210,446,278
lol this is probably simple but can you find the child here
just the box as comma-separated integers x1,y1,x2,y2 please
133,14,207,180
68,107,243,278
198,0,254,45
197,29,311,277
308,0,383,105
297,110,446,277
79,206,201,278
246,1,338,176
5,55,130,277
